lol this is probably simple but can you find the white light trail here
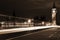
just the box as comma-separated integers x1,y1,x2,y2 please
0,26,53,34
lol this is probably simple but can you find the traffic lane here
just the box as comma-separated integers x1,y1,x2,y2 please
50,28,60,40
0,27,52,40
7,28,58,40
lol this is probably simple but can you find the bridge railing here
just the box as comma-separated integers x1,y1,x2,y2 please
0,14,35,29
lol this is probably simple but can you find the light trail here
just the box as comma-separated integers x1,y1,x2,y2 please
0,26,53,34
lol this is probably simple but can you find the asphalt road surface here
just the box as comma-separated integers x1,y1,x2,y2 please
5,27,60,40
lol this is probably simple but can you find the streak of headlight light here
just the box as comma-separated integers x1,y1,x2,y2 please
0,26,53,34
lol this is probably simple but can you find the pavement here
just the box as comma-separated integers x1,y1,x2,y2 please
6,27,60,40
0,26,60,40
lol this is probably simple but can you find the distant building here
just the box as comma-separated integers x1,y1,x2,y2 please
52,1,57,26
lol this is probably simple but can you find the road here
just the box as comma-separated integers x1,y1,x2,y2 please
5,27,60,40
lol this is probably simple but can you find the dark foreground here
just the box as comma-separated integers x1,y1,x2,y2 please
1,27,60,40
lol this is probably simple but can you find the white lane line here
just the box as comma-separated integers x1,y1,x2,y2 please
55,32,57,33
49,34,54,38
49,31,57,38
6,30,45,40
7,32,38,40
6,28,52,40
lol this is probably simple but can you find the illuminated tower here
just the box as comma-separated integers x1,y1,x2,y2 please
52,1,57,26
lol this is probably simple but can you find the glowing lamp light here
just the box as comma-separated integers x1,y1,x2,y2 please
1,22,5,24
24,22,27,24
46,23,51,26
42,21,44,25
28,19,31,23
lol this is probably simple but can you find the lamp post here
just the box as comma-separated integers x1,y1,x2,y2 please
13,9,16,27
28,19,31,27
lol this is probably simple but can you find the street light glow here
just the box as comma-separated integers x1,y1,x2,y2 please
1,22,5,24
28,19,31,23
24,22,27,24
42,21,44,25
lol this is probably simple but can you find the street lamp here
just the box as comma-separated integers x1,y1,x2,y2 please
28,19,31,23
13,9,16,27
0,22,5,29
28,19,32,27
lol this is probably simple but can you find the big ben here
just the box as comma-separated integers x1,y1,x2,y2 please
52,1,57,26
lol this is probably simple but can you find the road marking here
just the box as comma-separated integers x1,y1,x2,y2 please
49,34,54,38
6,28,52,40
55,32,57,33
49,31,57,38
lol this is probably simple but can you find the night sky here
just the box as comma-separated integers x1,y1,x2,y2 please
0,0,60,22
0,0,53,17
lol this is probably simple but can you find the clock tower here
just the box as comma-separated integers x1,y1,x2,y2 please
52,1,57,26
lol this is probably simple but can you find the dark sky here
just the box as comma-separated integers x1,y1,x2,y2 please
0,0,60,18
